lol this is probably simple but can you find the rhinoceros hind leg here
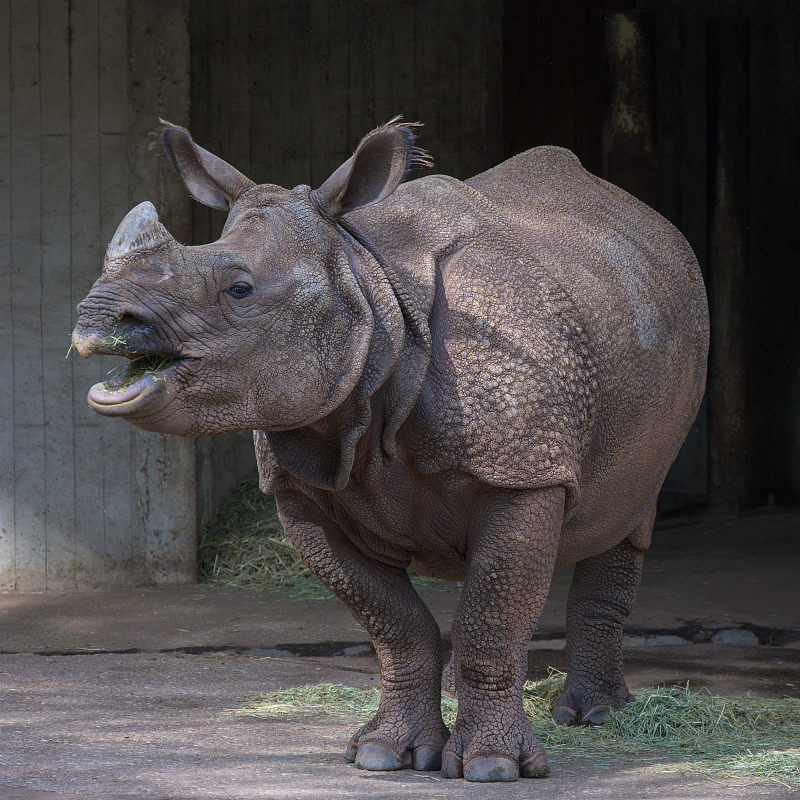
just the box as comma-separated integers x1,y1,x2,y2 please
552,704,580,726
553,515,652,727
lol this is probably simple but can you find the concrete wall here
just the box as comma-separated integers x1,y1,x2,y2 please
0,0,196,590
1,0,506,590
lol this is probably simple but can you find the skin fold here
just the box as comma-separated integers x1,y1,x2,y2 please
72,120,709,783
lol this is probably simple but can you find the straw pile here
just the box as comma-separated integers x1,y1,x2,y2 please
235,670,800,785
198,477,446,597
198,478,331,599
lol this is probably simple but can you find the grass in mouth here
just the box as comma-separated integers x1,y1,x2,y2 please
235,671,800,785
103,353,175,389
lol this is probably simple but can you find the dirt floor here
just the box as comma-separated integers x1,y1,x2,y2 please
0,509,798,799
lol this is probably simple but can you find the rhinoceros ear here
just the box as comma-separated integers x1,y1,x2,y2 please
156,120,256,212
312,118,432,219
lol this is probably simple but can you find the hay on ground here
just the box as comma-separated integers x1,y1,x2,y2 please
199,479,330,599
198,477,448,598
235,670,800,785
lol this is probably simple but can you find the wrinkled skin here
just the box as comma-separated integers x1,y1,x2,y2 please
72,120,709,782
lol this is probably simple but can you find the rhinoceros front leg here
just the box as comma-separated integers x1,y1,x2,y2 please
442,487,564,782
553,534,646,727
275,491,450,772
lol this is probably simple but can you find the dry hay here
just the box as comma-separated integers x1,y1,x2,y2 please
103,352,174,388
198,478,444,598
198,478,331,599
235,670,800,786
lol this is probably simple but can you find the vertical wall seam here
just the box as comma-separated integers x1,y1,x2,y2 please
126,0,132,579
68,0,78,590
126,1,133,583
0,0,11,589
38,1,47,589
8,0,16,589
96,0,105,587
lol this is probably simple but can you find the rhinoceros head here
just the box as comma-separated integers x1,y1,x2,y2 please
71,120,426,443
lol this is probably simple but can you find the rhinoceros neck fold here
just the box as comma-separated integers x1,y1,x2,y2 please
338,218,434,458
261,217,434,493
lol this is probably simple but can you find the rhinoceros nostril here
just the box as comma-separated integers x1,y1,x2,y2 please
115,309,162,339
119,311,150,330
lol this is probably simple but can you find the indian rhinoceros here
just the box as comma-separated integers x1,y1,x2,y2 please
71,119,709,782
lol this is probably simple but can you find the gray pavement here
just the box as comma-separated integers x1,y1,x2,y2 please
0,508,798,798
0,648,798,800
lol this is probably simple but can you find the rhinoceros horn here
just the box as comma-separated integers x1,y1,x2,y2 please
104,201,176,266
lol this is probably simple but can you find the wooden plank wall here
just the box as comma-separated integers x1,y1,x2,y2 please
128,0,196,584
637,0,799,505
504,0,799,507
0,0,13,588
8,1,43,590
1,0,195,590
746,0,800,502
188,0,504,522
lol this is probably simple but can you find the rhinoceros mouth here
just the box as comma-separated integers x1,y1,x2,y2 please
87,352,179,415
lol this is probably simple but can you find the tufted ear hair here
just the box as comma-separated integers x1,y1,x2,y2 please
156,119,256,212
311,118,432,219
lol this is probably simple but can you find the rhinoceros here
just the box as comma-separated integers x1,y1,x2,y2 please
72,119,709,782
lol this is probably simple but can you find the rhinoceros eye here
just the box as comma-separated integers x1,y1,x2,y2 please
225,282,253,300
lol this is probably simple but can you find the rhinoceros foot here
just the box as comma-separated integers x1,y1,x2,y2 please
553,683,634,727
350,740,445,772
441,748,549,781
441,699,549,782
347,705,449,772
